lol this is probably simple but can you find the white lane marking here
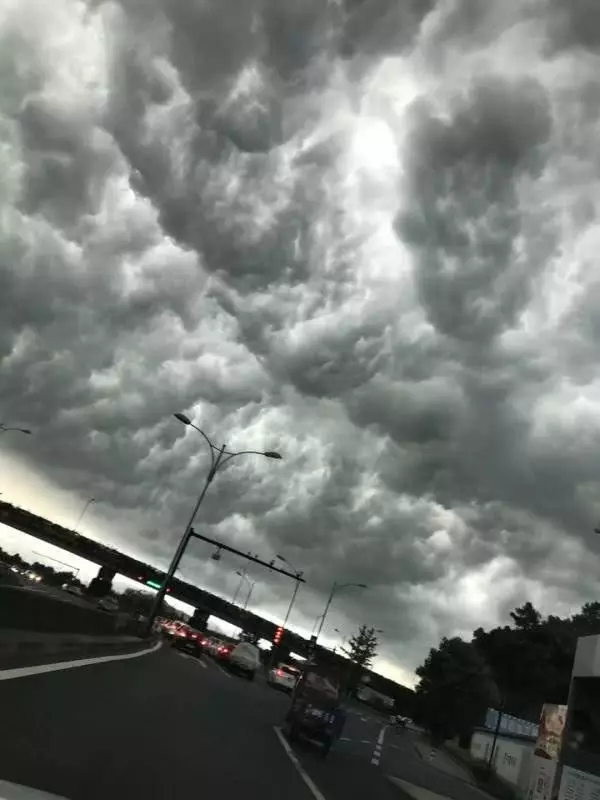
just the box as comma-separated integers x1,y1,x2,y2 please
209,658,230,678
361,739,371,744
371,724,387,765
341,737,351,742
176,653,207,669
273,727,327,800
0,641,162,681
388,777,448,800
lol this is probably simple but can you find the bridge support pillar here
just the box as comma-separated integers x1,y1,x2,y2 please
87,565,116,598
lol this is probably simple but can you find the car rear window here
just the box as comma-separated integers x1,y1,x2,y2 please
235,644,258,657
279,665,299,676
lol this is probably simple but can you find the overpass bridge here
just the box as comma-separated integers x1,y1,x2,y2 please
0,500,292,646
0,501,414,703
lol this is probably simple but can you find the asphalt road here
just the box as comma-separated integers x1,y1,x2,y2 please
0,642,478,800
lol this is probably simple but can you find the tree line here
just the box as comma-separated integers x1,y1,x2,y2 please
413,600,600,744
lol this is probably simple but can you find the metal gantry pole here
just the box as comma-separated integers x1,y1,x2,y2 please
145,446,225,634
314,581,337,643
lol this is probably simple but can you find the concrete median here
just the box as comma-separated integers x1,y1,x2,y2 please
0,585,153,669
0,585,141,636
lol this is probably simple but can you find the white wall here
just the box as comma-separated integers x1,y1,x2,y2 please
573,633,600,678
471,731,535,798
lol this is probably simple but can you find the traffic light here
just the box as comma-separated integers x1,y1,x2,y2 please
273,626,284,646
146,580,171,593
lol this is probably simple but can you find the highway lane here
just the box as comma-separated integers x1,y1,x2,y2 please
0,642,421,800
0,644,316,800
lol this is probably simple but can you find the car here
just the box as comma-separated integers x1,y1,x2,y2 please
268,663,300,693
172,627,207,657
215,642,234,661
97,595,119,613
62,583,83,597
227,642,260,680
206,637,222,656
163,621,188,640
206,637,230,658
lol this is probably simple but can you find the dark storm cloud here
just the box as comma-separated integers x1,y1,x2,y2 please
398,75,551,342
337,0,437,61
3,0,600,682
545,0,600,53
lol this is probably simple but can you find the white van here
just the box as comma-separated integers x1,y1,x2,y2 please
228,643,260,681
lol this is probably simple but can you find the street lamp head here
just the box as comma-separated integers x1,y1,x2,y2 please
356,583,368,589
174,412,192,426
20,429,32,435
263,450,282,459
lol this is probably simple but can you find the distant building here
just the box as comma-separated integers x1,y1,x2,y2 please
356,685,395,710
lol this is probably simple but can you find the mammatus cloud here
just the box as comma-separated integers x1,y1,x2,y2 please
2,0,600,684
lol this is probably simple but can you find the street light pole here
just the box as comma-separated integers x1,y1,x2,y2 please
314,580,367,644
0,423,32,436
73,498,95,533
144,412,281,635
243,579,255,611
232,569,248,606
276,554,303,630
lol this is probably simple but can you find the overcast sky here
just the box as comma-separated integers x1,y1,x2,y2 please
2,0,600,687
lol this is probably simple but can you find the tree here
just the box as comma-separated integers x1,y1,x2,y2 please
415,637,499,745
343,625,379,695
345,624,379,669
510,602,542,630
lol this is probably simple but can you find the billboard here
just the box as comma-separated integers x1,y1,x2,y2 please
527,704,567,800
557,766,600,800
534,705,568,762
485,708,540,739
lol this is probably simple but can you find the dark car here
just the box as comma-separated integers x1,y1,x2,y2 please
172,626,207,657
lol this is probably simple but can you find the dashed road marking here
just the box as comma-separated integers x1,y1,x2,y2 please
273,727,327,800
208,659,230,678
176,652,207,669
0,641,162,681
371,724,387,766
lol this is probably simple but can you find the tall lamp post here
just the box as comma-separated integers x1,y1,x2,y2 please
232,569,248,606
243,578,256,611
0,423,32,436
333,628,348,655
314,581,367,644
73,498,95,533
145,412,282,634
267,554,303,668
276,554,303,630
